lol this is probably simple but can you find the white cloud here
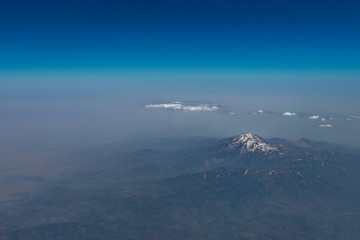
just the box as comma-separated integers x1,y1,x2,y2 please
319,124,333,128
308,115,319,119
145,103,183,110
183,105,219,111
321,118,326,122
145,102,219,112
229,112,236,115
347,115,360,120
251,109,264,115
283,112,297,116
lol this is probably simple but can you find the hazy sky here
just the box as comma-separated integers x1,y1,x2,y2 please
1,0,360,156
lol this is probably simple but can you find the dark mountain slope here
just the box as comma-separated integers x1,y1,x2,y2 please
2,167,360,240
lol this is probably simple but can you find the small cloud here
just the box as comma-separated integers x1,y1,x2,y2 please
321,118,326,122
229,112,236,115
329,117,333,120
319,124,333,128
283,112,297,116
251,109,264,115
346,115,360,120
308,115,319,120
145,102,219,112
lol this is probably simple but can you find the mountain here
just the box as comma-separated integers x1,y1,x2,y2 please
1,134,360,239
218,133,280,155
32,133,357,185
2,166,359,240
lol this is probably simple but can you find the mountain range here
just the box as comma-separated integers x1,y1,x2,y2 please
1,133,360,239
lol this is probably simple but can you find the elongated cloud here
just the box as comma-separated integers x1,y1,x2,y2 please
346,115,360,120
308,115,319,119
319,124,333,128
283,112,297,116
145,102,219,112
145,103,183,110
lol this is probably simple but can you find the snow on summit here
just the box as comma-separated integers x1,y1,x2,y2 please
227,133,279,154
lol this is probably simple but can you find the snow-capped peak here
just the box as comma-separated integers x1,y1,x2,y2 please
227,133,279,154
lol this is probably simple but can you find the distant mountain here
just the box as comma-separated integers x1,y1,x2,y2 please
218,133,279,155
42,133,358,184
211,133,360,174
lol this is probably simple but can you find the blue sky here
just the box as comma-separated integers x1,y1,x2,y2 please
1,0,360,152
1,0,360,92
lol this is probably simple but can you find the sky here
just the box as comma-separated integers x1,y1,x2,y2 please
2,0,360,211
1,0,360,157
1,0,360,90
